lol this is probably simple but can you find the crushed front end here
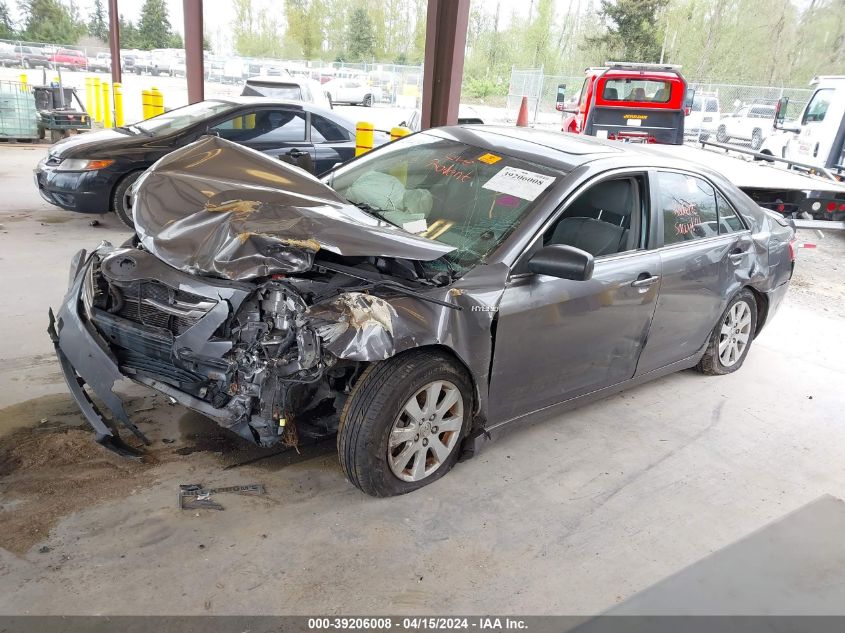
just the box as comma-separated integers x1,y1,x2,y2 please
50,242,376,451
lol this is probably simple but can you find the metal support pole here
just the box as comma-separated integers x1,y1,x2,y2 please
108,0,122,84
183,0,204,103
420,0,470,130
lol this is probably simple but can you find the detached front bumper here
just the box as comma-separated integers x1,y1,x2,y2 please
48,246,149,456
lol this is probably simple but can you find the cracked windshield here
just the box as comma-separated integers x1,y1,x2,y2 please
329,134,562,270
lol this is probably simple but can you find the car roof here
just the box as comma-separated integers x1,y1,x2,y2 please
204,96,354,129
246,75,306,86
427,125,625,171
427,125,744,181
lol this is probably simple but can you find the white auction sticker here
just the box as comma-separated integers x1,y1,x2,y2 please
482,166,556,201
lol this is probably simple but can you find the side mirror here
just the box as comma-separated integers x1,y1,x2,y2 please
684,88,695,116
528,244,594,281
774,96,789,128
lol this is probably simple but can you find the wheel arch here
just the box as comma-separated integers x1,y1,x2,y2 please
743,285,769,338
356,344,482,419
109,168,145,213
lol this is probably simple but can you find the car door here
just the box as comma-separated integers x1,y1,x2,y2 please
487,172,662,423
794,88,835,163
209,108,316,173
635,170,755,375
309,113,354,174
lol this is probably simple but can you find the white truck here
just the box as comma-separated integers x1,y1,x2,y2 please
761,76,845,176
651,77,845,228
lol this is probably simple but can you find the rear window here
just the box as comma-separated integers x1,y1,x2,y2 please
242,82,303,100
603,79,671,103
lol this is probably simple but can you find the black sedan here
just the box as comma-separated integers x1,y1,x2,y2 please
50,128,796,497
34,97,361,227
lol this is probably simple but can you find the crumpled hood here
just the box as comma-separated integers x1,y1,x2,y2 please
132,135,455,281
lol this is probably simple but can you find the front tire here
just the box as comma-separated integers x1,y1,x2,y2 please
716,125,728,143
363,93,373,107
112,171,143,229
338,350,472,497
751,128,763,150
697,289,757,375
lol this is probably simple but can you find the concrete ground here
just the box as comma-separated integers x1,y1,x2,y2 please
1,144,845,615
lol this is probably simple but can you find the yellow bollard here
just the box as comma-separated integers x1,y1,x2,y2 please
85,77,92,115
245,113,256,129
19,73,28,92
355,121,375,157
151,87,164,116
92,77,102,123
113,83,124,127
390,126,412,142
232,116,243,129
141,89,152,119
101,81,112,128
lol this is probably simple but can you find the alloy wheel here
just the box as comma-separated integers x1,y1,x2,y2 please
388,380,464,482
719,300,752,367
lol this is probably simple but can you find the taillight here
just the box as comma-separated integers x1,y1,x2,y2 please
827,201,837,212
788,240,796,262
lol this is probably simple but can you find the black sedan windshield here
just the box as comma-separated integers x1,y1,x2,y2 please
135,100,234,135
329,133,562,269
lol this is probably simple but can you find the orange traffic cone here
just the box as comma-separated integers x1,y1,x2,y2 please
515,96,529,127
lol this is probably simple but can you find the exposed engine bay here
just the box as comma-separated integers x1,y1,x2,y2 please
79,241,456,449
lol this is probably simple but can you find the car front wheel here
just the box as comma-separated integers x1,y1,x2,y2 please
363,94,373,107
716,126,728,143
112,171,143,229
338,350,472,497
697,289,757,375
751,128,763,150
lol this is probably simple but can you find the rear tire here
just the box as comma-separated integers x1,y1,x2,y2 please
338,350,473,497
751,128,763,150
112,171,143,229
697,289,757,375
363,94,373,107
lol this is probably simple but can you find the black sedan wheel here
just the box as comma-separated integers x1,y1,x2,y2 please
697,289,757,375
112,171,143,229
338,350,472,497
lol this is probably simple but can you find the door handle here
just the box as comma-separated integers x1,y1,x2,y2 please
286,148,307,158
631,275,660,288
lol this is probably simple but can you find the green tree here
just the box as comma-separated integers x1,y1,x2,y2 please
19,0,85,45
88,0,107,41
0,1,15,39
285,0,325,59
232,0,288,57
137,0,175,49
587,0,670,62
119,13,139,48
345,7,375,61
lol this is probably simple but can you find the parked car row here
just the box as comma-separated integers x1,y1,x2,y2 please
685,97,777,150
0,43,85,70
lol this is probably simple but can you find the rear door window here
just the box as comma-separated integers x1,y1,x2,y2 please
657,171,720,244
311,114,350,142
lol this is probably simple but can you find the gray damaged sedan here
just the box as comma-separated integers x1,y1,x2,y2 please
49,128,795,496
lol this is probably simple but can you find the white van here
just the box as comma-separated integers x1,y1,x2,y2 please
763,76,845,175
241,76,332,109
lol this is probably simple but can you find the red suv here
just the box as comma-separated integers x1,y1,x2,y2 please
49,48,87,71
